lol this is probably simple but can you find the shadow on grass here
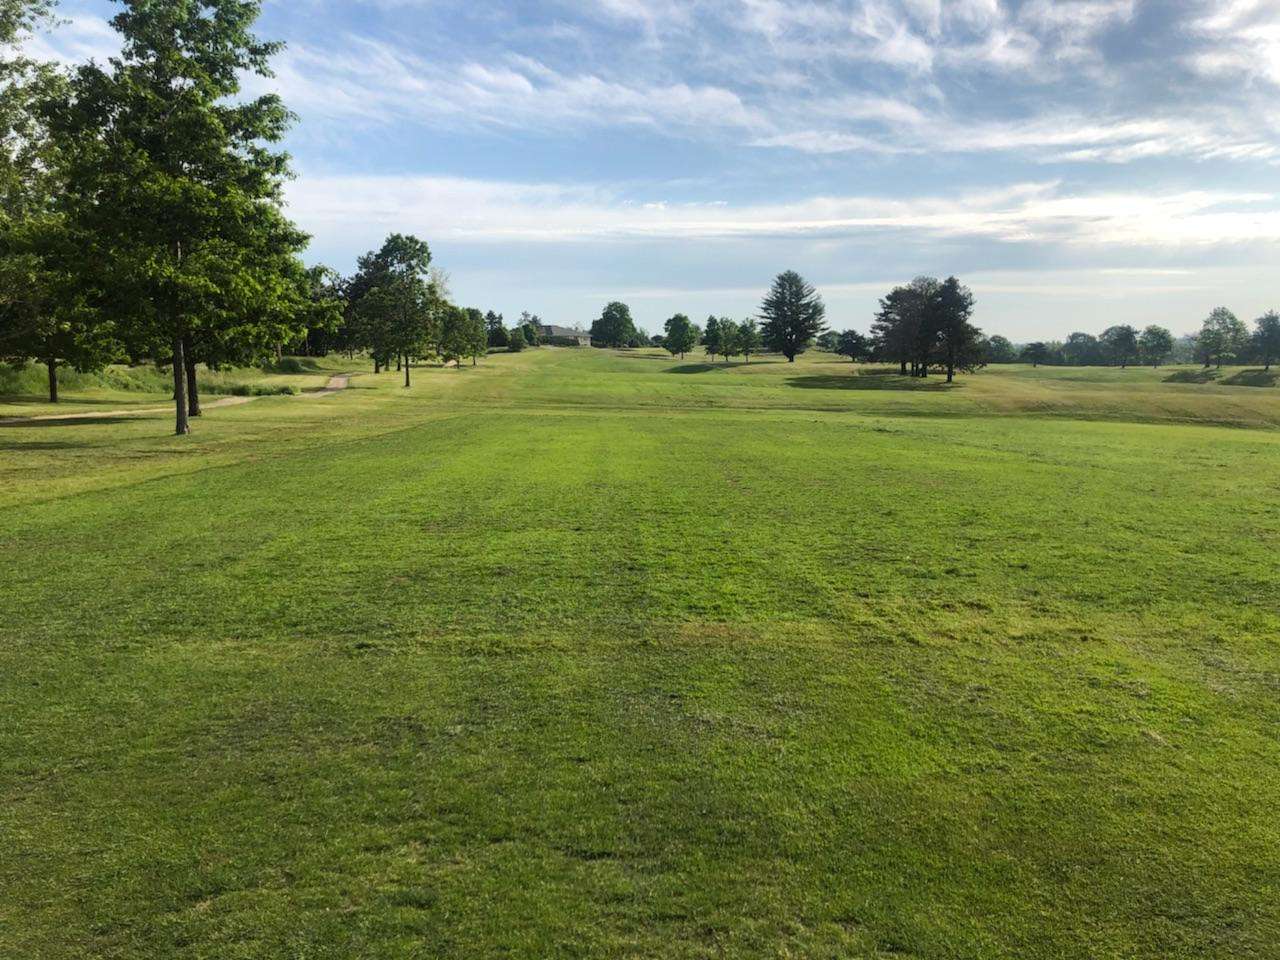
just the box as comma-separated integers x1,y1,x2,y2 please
786,373,955,391
666,360,785,373
0,415,149,429
1222,369,1279,388
1164,369,1220,384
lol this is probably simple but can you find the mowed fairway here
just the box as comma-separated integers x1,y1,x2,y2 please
2,349,1279,959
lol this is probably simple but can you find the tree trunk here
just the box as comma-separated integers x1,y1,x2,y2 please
184,337,201,417
404,356,411,388
900,359,908,375
172,333,190,436
946,360,955,383
374,358,381,374
396,356,401,371
47,358,58,403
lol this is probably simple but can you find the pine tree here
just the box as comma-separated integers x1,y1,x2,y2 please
759,271,825,362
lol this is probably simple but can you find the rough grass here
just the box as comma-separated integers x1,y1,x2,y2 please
1,349,1278,958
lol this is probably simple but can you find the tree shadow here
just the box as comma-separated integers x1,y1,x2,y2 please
1164,369,1220,384
0,415,148,428
666,363,719,374
1222,369,1278,388
786,374,955,392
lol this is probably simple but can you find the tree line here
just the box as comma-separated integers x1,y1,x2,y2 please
0,0,514,432
997,308,1279,371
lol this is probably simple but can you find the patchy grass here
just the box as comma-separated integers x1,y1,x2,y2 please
2,348,1278,958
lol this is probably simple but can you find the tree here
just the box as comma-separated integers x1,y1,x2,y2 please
702,315,722,361
738,318,762,363
463,307,487,365
1021,342,1051,367
871,277,938,376
350,234,437,387
716,318,740,362
590,301,636,347
1,0,59,220
984,334,1016,364
663,313,698,358
518,311,541,347
835,329,870,363
438,303,472,368
1199,307,1248,368
816,330,838,352
49,0,308,435
1062,332,1102,366
1253,311,1280,371
0,218,120,401
759,270,825,362
1100,325,1139,368
485,310,507,348
1137,325,1174,368
507,327,525,352
933,277,982,382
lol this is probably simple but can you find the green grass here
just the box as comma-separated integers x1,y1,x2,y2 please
2,349,1278,958
0,356,346,419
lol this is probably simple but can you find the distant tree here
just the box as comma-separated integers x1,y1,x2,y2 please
519,311,541,346
1253,311,1280,371
590,301,637,347
702,315,723,361
1198,307,1249,368
1137,325,1174,368
984,334,1017,364
835,329,871,363
871,277,937,376
349,234,436,379
663,313,698,358
1062,332,1103,366
463,308,487,365
437,303,468,368
934,277,982,383
759,270,825,362
816,330,838,351
294,264,344,357
716,318,740,362
738,318,763,362
507,327,525,352
1100,324,1139,368
1021,342,1051,367
485,310,507,347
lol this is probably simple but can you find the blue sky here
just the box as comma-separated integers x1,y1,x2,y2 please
30,0,1280,337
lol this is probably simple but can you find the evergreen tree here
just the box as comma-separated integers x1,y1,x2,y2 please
759,270,825,362
935,277,982,383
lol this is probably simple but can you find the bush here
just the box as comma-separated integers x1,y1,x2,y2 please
508,335,526,353
266,356,320,374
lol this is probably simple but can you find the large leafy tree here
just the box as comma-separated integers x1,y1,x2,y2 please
0,217,121,401
1021,342,1052,367
1062,331,1103,366
984,334,1016,364
1,0,59,219
871,276,937,375
835,329,870,363
590,301,636,348
349,234,437,386
1198,307,1248,368
1100,325,1139,368
1137,325,1174,368
663,313,697,358
759,270,825,362
1253,311,1280,371
49,0,308,434
702,315,722,361
715,318,740,362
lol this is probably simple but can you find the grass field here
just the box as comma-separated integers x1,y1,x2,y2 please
2,349,1278,958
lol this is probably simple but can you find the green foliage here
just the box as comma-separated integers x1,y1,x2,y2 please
1198,307,1248,368
507,329,526,352
591,301,637,348
48,0,308,432
1021,342,1052,367
759,270,826,362
1100,324,1139,367
836,329,871,362
663,313,698,358
1253,311,1280,370
738,318,763,362
702,315,723,361
984,334,1017,363
1137,325,1175,368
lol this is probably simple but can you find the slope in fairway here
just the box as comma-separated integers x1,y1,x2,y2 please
2,349,1278,958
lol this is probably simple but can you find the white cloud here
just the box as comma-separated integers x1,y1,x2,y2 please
287,173,1280,249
